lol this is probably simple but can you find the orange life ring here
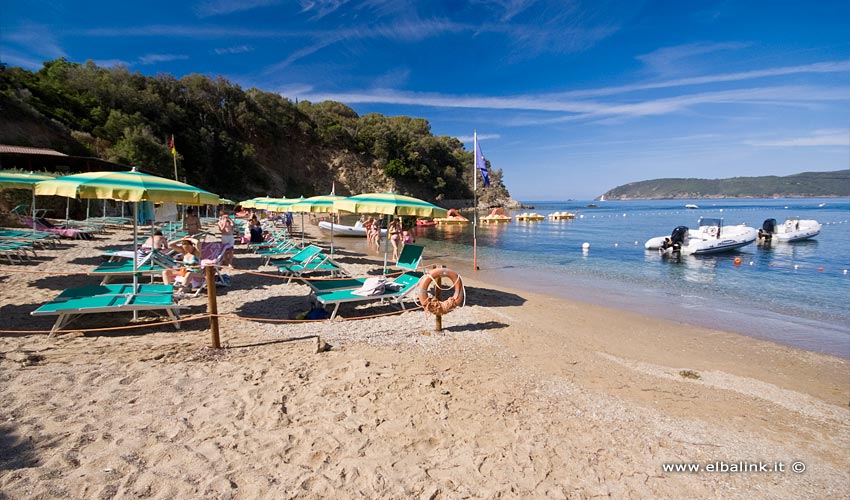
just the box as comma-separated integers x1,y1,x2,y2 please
417,267,464,315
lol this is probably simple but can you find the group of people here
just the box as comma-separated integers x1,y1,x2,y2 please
362,216,415,260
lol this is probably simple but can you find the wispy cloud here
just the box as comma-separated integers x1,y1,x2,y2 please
92,58,132,68
743,129,849,147
552,60,850,98
195,0,284,18
637,42,751,74
298,0,352,19
138,54,190,65
214,45,254,55
289,84,848,121
1,22,66,61
457,133,500,142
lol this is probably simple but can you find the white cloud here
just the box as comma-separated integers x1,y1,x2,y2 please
636,42,751,74
214,45,254,55
138,54,190,65
195,0,283,18
743,129,850,147
457,133,501,142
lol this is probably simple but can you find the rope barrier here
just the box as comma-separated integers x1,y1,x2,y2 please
0,302,426,335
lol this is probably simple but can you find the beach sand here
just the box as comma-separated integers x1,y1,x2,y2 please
1,220,848,499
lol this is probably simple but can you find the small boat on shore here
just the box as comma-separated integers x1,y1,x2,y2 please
318,221,387,237
480,207,511,223
645,217,758,257
758,218,821,243
515,212,544,221
548,211,576,220
433,208,469,225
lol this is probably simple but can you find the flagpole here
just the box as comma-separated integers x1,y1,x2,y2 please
473,130,478,271
170,135,178,181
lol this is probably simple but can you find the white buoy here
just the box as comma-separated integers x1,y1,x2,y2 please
634,240,639,245
614,243,619,247
582,242,590,250
794,265,799,270
843,269,848,275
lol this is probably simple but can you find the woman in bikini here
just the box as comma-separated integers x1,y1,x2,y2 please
389,218,403,260
162,238,202,290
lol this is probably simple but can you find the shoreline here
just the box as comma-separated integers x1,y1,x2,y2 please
1,221,848,498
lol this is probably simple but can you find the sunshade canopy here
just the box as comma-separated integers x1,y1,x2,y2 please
35,168,220,205
0,171,53,190
288,194,347,213
333,192,447,217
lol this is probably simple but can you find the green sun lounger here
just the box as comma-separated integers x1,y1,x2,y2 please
90,260,170,284
303,244,424,292
31,284,184,335
311,272,423,319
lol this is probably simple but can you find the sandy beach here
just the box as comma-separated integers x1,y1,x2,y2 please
1,221,848,499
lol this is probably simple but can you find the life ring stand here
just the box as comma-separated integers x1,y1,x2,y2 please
708,226,718,237
416,265,465,315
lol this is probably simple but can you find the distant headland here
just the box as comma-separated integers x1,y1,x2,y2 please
598,169,850,200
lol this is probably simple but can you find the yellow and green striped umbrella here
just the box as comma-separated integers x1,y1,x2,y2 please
333,192,447,217
35,168,219,205
0,171,53,190
289,194,347,213
239,197,277,209
254,197,302,211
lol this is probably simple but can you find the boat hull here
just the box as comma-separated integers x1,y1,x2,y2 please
318,221,387,237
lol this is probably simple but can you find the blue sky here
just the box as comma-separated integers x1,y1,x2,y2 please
1,0,848,200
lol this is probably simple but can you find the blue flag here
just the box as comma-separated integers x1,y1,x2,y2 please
474,133,490,187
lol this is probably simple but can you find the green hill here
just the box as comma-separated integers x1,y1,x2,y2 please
0,58,512,207
599,170,850,200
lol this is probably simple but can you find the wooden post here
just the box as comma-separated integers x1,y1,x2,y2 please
434,273,443,332
206,266,221,348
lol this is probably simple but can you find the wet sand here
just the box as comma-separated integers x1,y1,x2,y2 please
0,220,848,499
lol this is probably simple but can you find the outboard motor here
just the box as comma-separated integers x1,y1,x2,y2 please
660,226,688,258
758,218,776,243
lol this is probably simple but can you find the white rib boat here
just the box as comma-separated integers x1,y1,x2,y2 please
758,218,821,243
318,220,387,237
645,218,758,256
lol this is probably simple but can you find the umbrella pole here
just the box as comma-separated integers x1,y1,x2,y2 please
31,191,37,231
301,213,305,248
382,214,389,274
65,199,70,227
86,199,90,221
132,203,140,320
330,212,335,256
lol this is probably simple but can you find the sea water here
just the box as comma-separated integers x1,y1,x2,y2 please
408,198,850,358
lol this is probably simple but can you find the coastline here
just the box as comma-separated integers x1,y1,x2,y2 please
0,222,848,498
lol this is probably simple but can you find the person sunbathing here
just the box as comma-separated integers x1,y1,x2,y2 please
162,238,201,290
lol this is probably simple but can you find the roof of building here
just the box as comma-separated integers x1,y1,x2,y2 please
0,145,68,156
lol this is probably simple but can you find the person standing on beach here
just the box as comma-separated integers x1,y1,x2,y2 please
389,218,402,260
183,207,201,236
217,210,235,267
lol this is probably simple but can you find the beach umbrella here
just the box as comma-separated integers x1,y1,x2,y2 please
36,167,220,293
333,192,448,218
0,171,54,230
334,193,447,271
290,194,347,255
